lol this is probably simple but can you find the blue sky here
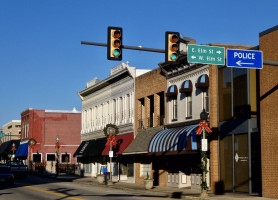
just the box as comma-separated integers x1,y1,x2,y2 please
0,0,277,127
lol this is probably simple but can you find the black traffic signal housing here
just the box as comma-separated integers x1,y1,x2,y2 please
165,31,180,63
107,27,122,61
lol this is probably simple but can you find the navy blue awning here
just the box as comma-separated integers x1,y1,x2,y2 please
195,74,209,89
148,124,199,155
179,80,193,93
15,143,28,157
166,85,178,97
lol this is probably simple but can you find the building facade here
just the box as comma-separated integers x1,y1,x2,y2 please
1,120,21,142
76,62,150,182
0,120,21,162
15,108,81,172
259,25,278,199
123,67,167,185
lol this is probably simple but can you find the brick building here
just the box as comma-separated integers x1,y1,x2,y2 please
123,67,167,185
259,25,278,199
15,108,81,171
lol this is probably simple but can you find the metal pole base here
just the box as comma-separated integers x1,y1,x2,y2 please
200,190,209,198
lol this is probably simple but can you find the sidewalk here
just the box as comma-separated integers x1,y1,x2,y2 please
33,172,272,200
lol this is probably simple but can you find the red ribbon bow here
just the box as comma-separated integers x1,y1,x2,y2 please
55,142,60,149
105,135,117,147
196,122,212,135
11,146,17,151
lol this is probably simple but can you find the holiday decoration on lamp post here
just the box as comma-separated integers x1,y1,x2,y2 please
104,124,119,185
28,138,37,171
197,109,212,198
11,142,16,160
55,136,60,176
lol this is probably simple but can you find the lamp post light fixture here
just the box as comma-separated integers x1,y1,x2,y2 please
200,109,209,198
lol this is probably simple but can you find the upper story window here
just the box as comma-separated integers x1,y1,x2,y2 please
196,74,209,113
166,85,178,121
180,80,193,119
218,67,249,121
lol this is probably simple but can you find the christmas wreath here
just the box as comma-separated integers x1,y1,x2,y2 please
103,124,119,138
28,138,37,146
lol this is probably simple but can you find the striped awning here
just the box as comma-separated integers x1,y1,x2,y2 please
179,80,193,93
166,85,178,97
148,124,199,155
195,74,209,89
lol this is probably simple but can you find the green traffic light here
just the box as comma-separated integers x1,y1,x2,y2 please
113,49,121,57
171,53,177,61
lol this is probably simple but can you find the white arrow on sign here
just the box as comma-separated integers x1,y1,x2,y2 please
216,50,222,54
191,55,196,59
236,60,254,66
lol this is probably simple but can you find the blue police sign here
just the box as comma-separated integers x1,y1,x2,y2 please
227,49,263,69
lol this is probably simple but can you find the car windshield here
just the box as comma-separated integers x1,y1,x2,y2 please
8,161,24,166
0,167,11,173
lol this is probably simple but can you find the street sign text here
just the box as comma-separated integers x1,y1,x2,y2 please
227,49,263,69
187,44,225,65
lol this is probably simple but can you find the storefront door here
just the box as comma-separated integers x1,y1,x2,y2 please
220,133,249,193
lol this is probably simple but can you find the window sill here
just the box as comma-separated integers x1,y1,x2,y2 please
172,119,178,122
186,116,192,120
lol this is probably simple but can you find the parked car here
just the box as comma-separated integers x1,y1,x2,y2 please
6,160,28,178
0,166,14,185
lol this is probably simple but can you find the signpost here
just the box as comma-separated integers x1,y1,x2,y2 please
227,49,263,69
187,44,225,65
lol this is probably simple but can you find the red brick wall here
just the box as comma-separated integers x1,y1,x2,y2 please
21,109,81,164
134,68,167,185
135,68,167,135
259,27,278,199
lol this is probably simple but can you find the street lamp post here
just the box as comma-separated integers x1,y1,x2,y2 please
200,109,209,198
11,142,16,161
107,127,115,185
56,136,60,177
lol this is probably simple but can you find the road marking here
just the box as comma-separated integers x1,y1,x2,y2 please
24,185,84,200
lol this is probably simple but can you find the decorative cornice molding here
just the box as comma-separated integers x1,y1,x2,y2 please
169,67,209,85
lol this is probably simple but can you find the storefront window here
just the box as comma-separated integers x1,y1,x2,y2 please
219,67,232,121
233,68,248,119
120,163,134,177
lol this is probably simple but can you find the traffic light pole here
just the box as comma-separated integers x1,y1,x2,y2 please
81,41,278,67
81,41,166,53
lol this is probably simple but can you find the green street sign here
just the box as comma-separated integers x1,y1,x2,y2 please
187,44,225,65
0,132,5,137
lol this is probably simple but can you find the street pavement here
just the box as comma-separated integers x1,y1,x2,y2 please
32,171,274,200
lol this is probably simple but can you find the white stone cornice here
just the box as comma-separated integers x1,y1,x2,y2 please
169,66,209,85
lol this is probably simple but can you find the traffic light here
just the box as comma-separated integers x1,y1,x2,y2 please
165,32,180,63
107,27,122,61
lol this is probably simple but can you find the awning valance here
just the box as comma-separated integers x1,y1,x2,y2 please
102,133,134,156
179,80,193,93
166,85,178,97
123,128,163,155
195,74,209,89
14,142,28,158
74,138,107,158
148,124,199,155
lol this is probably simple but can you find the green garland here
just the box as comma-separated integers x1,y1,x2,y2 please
103,123,119,138
200,130,209,191
28,138,37,146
